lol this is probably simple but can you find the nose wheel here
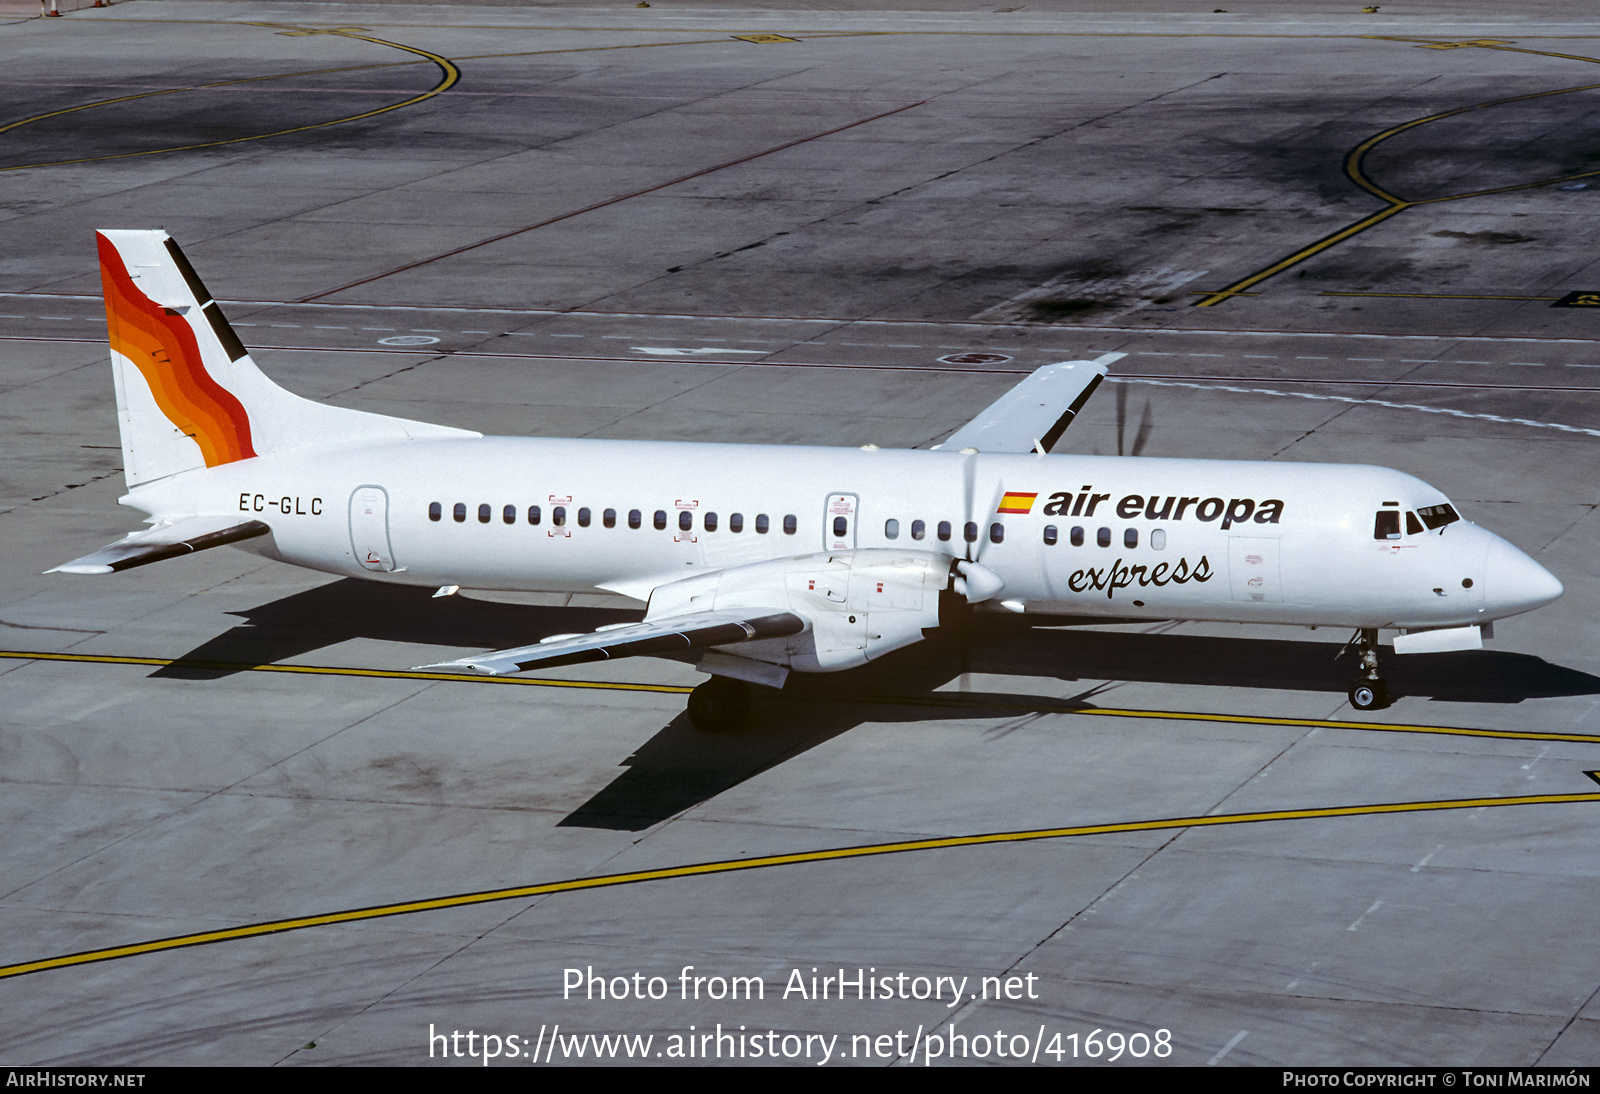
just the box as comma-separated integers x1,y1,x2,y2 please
686,676,752,731
1346,628,1390,711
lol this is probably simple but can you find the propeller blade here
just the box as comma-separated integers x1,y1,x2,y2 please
962,450,978,561
1115,381,1128,456
1131,397,1154,457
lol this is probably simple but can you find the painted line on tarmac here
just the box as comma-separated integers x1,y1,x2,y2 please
10,293,1600,344
1197,40,1600,307
3,648,1597,744
1116,377,1600,438
1321,292,1562,301
0,29,461,173
12,335,1600,395
303,99,927,301
0,649,693,694
4,786,1597,981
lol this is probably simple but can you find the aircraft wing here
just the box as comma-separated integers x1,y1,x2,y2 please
413,609,807,676
935,352,1124,453
47,516,271,574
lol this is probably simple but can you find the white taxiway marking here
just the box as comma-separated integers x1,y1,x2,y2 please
1116,377,1600,438
1347,900,1383,931
1208,1030,1248,1065
631,347,767,356
1411,845,1443,873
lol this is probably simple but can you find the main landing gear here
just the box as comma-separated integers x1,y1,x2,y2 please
1346,628,1390,711
686,676,752,731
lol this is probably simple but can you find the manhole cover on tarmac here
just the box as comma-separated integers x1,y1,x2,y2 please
937,352,1013,364
378,335,441,346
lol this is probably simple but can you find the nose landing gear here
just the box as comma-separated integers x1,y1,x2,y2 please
1346,628,1390,711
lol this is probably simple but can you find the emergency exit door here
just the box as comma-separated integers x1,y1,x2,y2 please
349,485,398,572
824,493,858,550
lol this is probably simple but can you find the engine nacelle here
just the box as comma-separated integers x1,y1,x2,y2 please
644,549,949,673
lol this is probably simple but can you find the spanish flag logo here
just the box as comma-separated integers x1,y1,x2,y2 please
997,492,1038,515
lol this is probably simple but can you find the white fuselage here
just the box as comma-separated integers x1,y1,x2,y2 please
121,436,1559,632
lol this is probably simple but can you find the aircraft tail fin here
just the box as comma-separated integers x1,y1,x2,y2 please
97,229,477,488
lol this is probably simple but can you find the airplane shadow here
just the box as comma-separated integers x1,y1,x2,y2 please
157,580,1600,830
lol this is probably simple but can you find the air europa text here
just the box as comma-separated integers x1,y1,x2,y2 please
1042,490,1284,529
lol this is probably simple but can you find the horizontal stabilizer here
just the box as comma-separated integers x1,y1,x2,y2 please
48,516,270,574
413,609,806,675
936,353,1124,454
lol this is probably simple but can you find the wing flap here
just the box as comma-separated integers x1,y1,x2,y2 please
414,609,806,676
935,353,1123,454
48,516,271,574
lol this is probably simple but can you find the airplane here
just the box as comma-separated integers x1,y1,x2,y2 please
51,229,1565,728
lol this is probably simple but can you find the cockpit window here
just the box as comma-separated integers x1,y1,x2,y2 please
1374,510,1401,540
1417,503,1460,531
1406,512,1424,536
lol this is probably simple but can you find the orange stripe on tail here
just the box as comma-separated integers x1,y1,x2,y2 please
98,234,255,467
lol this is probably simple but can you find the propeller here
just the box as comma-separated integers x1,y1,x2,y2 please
950,447,1006,603
1115,381,1155,457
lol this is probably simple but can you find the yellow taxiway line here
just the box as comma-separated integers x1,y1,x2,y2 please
3,784,1596,982
5,648,1600,744
1,25,461,172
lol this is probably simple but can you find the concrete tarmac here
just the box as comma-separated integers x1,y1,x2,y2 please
3,0,1600,1067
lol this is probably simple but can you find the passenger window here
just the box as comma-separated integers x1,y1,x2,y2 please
964,522,978,543
429,502,441,522
478,503,491,524
503,505,515,525
989,522,1004,544
1097,527,1111,548
783,514,797,535
730,513,743,533
885,518,899,539
1043,524,1058,546
454,503,466,523
679,510,693,532
1070,526,1084,547
628,509,641,529
1151,529,1166,550
553,506,566,527
833,516,848,537
604,508,617,529
937,521,952,542
756,514,769,534
654,510,667,530
1124,528,1138,549
577,507,591,528
705,512,719,532
1374,510,1401,540
1406,511,1423,536
911,519,926,541
527,505,541,526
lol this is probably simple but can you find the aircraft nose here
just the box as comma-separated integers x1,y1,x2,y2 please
1483,535,1563,616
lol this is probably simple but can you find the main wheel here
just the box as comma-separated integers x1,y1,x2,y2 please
686,676,752,731
1349,678,1389,711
